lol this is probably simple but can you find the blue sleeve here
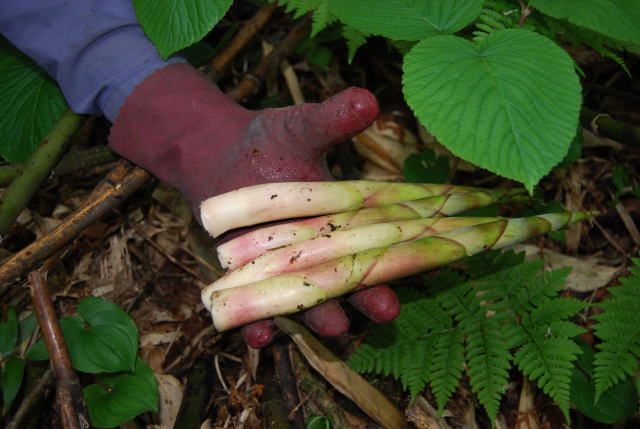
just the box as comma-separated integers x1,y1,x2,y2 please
0,1,185,122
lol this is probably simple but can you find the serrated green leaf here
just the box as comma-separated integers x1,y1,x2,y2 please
403,29,581,192
0,41,67,163
0,307,18,355
26,340,50,361
331,0,483,41
430,326,465,413
1,356,25,413
530,0,640,45
134,0,233,59
342,25,369,63
60,298,138,373
84,357,158,428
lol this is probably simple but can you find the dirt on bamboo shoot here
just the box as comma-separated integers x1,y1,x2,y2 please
200,181,521,237
204,211,593,331
216,188,526,269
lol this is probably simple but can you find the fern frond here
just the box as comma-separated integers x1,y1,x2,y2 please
466,316,511,423
310,1,336,37
347,287,453,397
592,258,640,401
472,0,520,43
342,25,369,63
514,336,582,421
430,326,465,413
465,248,526,279
400,338,437,398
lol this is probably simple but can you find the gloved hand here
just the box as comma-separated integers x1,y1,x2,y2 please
109,63,400,347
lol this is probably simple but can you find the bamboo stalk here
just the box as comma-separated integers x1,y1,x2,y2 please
206,217,497,292
0,109,86,235
216,188,526,270
200,181,519,237
205,211,592,331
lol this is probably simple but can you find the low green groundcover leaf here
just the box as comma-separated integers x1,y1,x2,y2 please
331,0,482,41
60,298,138,373
0,307,18,355
571,340,638,424
134,0,233,59
403,149,449,184
26,340,50,361
0,40,67,163
17,312,38,346
530,0,640,45
84,357,158,428
403,29,581,192
1,356,25,413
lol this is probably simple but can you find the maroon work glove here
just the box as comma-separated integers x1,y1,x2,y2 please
109,63,400,347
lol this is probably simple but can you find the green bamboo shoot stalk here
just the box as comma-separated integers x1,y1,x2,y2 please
206,217,497,293
200,181,522,237
216,188,526,269
204,211,592,331
0,109,86,235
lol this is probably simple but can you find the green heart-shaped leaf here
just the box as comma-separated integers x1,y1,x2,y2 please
531,0,640,45
134,0,233,59
331,0,482,41
84,357,158,428
403,29,581,192
0,41,67,163
60,298,138,373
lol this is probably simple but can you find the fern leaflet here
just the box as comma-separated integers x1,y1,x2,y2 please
592,257,640,401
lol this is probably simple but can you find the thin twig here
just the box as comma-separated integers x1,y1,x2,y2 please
6,366,54,429
591,217,628,256
227,15,311,102
273,341,305,429
29,258,91,429
209,1,279,79
614,201,640,247
0,161,151,286
127,220,208,283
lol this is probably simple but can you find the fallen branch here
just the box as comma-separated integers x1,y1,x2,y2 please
226,15,312,102
29,259,90,429
0,161,151,286
209,1,279,79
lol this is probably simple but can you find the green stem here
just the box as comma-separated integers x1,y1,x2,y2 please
581,107,640,149
0,109,86,235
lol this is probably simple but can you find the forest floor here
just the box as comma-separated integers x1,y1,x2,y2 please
1,3,639,428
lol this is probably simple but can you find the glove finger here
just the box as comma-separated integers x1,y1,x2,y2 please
301,300,350,337
241,319,275,348
348,284,400,323
304,87,379,152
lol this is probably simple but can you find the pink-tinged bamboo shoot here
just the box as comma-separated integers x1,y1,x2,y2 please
204,211,593,331
216,188,526,269
200,181,523,237
206,217,498,292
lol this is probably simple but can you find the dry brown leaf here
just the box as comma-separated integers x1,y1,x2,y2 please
515,378,539,429
153,373,184,429
512,244,619,292
405,396,452,429
274,316,407,429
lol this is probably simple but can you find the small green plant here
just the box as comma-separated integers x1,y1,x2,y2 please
347,252,640,424
5,298,157,428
